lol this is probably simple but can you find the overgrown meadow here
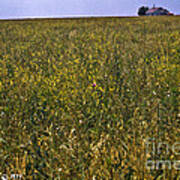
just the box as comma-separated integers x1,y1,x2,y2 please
0,17,180,179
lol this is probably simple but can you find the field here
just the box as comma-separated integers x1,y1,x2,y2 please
0,16,180,179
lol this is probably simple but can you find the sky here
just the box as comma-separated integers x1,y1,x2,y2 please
0,0,179,19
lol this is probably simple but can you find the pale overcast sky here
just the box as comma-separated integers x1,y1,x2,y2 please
0,0,179,19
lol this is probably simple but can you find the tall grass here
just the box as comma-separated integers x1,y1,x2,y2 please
0,16,179,179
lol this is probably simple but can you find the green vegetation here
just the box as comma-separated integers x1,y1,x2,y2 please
0,16,179,179
138,6,149,16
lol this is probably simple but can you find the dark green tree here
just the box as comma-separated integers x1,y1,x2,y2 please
138,6,149,16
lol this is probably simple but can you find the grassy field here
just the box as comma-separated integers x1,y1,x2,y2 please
0,16,180,179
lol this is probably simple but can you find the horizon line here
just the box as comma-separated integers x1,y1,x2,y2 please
0,14,141,20
0,14,179,21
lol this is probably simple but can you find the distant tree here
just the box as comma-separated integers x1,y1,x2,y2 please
138,6,149,16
